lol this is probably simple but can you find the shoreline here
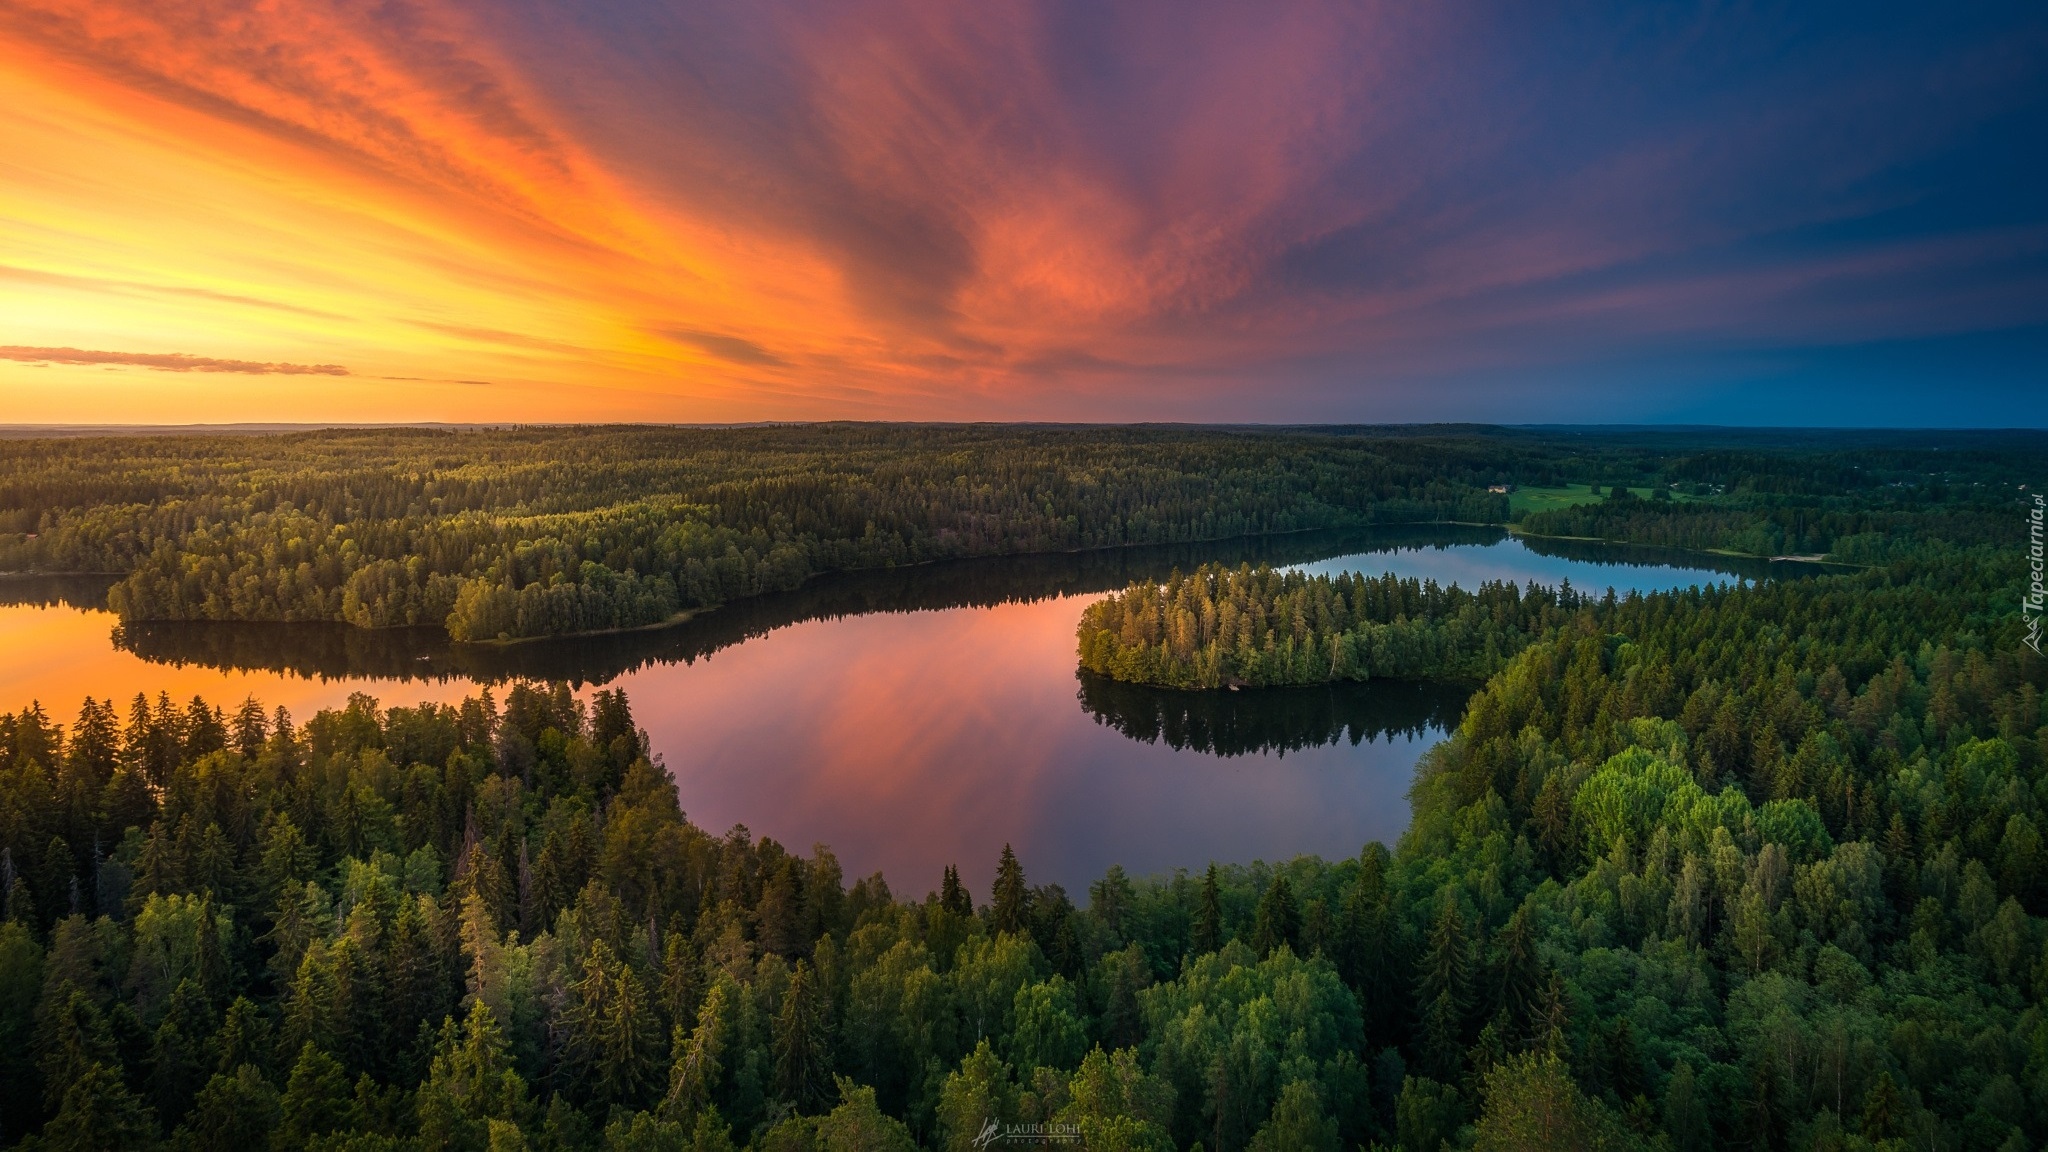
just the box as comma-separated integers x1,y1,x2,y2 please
11,518,1861,645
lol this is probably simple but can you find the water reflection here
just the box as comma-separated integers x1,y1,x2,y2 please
1510,534,1854,581
0,573,119,610
107,525,1516,684
1077,672,1472,757
0,529,1793,891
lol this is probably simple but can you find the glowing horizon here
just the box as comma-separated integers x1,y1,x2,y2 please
3,0,2044,425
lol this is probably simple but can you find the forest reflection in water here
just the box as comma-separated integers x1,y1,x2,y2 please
0,527,1784,889
103,525,1514,683
93,523,1796,686
1076,671,1475,757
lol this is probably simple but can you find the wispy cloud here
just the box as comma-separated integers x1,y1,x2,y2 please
0,264,350,319
659,328,786,367
0,0,2041,421
0,346,350,375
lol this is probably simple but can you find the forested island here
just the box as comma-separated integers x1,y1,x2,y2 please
0,425,2028,642
1077,565,1588,689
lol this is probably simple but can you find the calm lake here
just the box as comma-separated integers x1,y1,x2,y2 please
0,528,1799,894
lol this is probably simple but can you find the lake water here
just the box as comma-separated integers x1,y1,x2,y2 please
0,529,1790,894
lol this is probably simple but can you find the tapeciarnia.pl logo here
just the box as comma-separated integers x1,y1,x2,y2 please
2027,493,2044,655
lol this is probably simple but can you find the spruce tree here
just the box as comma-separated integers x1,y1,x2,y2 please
41,1062,156,1152
1417,890,1472,1078
940,865,972,918
1492,905,1542,1038
1192,865,1223,955
774,960,833,1114
1250,876,1301,957
564,940,663,1110
991,846,1029,936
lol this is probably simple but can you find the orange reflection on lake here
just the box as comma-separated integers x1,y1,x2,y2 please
629,594,1434,895
0,602,478,722
0,532,1756,896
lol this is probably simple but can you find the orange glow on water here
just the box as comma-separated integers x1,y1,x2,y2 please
0,604,475,720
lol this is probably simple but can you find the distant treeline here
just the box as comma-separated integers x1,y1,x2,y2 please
1514,486,2015,563
0,426,1509,641
0,426,2035,641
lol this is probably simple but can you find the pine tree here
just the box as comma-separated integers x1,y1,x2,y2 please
940,865,972,918
564,940,663,1110
182,1064,281,1150
417,1000,530,1149
991,846,1029,936
1192,865,1223,956
1492,905,1542,1038
659,930,703,1035
41,1061,156,1152
756,859,803,958
277,1042,351,1147
1417,890,1473,1078
1859,1073,1903,1141
149,978,215,1126
662,981,731,1124
774,960,833,1114
38,989,120,1113
211,997,273,1077
1250,876,1301,957
1536,974,1571,1059
385,897,446,1048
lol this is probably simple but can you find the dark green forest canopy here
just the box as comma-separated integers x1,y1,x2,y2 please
1078,564,1594,690
1,519,2047,1148
0,424,2035,639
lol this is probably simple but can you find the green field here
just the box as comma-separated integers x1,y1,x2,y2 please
1508,481,1692,515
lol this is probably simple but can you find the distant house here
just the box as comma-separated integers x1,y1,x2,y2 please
1487,484,1513,494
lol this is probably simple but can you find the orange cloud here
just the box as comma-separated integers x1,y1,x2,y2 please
1,345,349,374
0,0,2039,423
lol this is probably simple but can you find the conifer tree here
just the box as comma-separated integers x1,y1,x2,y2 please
277,1042,351,1147
563,939,663,1109
1250,876,1302,957
1492,905,1542,1037
42,1061,156,1152
940,865,972,918
991,846,1029,936
774,960,833,1114
1417,890,1473,1078
1193,865,1223,956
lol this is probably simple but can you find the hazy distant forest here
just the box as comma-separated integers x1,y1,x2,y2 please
0,424,2045,1151
0,425,2024,642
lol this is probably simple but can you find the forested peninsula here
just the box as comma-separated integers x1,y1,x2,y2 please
0,426,2028,641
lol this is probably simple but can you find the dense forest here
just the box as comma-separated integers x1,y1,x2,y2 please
1511,487,2012,564
1077,565,1594,689
0,426,2032,642
0,427,1507,642
0,425,2043,1150
0,532,2043,1149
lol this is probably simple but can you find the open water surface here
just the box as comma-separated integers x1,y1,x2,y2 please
0,528,1798,892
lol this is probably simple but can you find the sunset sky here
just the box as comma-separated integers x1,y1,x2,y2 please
2,0,2043,425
